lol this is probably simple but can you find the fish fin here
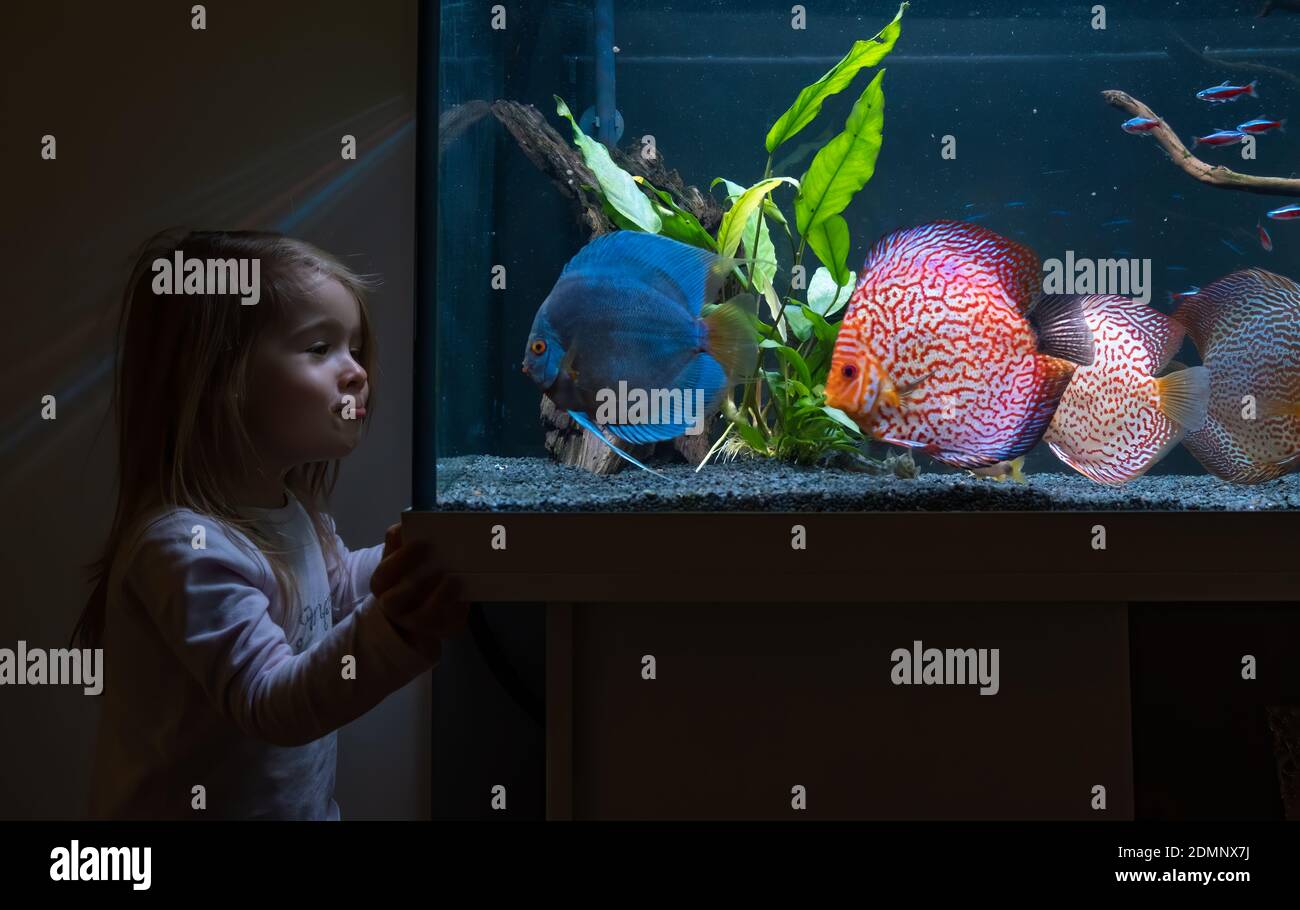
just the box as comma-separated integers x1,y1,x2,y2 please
672,351,730,414
701,295,759,382
557,343,579,380
1156,366,1210,432
865,221,1042,313
1029,294,1095,366
1008,457,1027,483
560,231,731,317
1248,79,1258,96
1257,397,1300,420
605,421,693,444
566,409,666,477
896,370,935,401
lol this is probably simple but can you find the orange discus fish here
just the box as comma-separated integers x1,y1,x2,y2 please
824,220,1094,469
1043,295,1209,485
1171,269,1300,483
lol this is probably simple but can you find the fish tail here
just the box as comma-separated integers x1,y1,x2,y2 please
1258,397,1300,420
1155,365,1211,432
1248,79,1259,97
701,296,759,384
1008,456,1027,484
1029,294,1095,366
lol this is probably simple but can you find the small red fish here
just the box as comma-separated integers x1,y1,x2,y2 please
1121,117,1162,135
1196,80,1258,103
1168,286,1201,305
1267,204,1300,221
1192,129,1247,148
824,221,1094,469
1259,221,1274,252
1237,117,1285,135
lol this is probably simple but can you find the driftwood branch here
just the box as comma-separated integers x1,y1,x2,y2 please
484,100,725,473
1102,90,1300,197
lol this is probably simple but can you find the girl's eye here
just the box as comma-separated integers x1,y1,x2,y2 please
308,344,329,356
841,364,858,380
530,339,547,355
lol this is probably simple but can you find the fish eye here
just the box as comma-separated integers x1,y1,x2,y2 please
530,339,547,355
841,364,859,380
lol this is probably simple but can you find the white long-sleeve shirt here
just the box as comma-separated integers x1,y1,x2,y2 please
89,490,431,820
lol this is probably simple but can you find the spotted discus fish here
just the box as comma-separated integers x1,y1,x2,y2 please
1171,269,1300,483
823,220,1095,469
1043,295,1209,485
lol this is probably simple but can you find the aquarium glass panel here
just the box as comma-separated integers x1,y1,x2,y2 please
429,0,1300,511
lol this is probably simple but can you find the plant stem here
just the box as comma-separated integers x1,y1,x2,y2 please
695,420,735,472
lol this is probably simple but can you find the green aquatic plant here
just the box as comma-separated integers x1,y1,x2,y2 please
553,2,908,467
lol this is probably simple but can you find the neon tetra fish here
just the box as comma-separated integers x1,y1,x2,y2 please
824,220,1094,469
1171,269,1300,483
1196,80,1258,103
1043,295,1209,485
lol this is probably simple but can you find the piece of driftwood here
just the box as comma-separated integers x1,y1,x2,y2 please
1102,90,1300,197
490,99,732,473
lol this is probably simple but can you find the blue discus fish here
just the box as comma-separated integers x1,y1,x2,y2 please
522,231,757,474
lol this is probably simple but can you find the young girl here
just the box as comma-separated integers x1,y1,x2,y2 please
75,228,466,820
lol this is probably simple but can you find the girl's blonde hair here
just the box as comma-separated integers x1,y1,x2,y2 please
72,228,380,651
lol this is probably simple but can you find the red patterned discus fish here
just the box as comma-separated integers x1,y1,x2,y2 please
824,221,1095,469
1043,295,1209,485
1172,269,1300,483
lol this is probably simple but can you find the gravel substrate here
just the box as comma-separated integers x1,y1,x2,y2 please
435,455,1300,512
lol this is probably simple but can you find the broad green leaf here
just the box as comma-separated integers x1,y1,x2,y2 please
716,178,777,293
636,177,717,250
715,176,797,261
764,2,908,154
761,283,786,341
555,96,662,233
795,69,887,238
805,214,851,287
732,418,768,452
782,303,813,342
800,305,841,349
822,405,864,435
773,345,812,389
806,266,857,317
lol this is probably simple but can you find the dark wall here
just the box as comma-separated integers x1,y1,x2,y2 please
1,0,432,819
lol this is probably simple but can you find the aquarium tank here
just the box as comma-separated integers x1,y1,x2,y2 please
420,0,1300,515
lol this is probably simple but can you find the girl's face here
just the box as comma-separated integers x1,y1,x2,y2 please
246,275,369,473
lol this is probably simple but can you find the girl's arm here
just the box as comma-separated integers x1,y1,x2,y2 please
126,516,432,748
322,514,384,623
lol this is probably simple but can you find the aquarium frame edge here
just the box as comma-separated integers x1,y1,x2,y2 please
401,511,1300,603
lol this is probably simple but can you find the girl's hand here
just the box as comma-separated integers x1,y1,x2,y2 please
369,523,469,663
